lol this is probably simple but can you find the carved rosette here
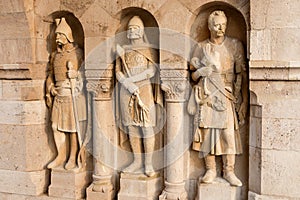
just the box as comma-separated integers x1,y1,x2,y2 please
85,67,114,101
160,69,189,102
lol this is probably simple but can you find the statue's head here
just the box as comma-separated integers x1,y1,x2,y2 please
55,17,74,46
208,10,227,38
127,16,144,40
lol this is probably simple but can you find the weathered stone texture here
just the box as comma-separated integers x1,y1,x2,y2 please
1,80,44,101
0,169,49,196
0,124,52,171
79,2,119,38
251,0,300,30
0,39,34,64
0,100,47,125
155,0,194,32
196,178,242,200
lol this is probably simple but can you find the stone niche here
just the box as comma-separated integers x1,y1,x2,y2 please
0,0,252,200
188,2,249,200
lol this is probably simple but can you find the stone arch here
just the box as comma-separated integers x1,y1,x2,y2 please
188,2,250,199
190,2,248,46
114,7,159,49
45,11,85,57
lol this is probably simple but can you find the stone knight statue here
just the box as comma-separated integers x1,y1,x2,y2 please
46,17,87,170
115,16,163,177
188,10,248,186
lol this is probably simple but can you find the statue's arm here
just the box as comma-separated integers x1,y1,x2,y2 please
234,40,248,123
126,62,157,83
45,53,56,107
115,57,139,94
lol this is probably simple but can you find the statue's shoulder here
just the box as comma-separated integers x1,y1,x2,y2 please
74,44,83,55
225,37,242,46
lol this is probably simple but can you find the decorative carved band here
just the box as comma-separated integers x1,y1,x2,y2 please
85,69,114,79
160,69,188,79
161,79,188,102
86,79,114,100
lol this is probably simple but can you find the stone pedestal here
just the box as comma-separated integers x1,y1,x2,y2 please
196,178,241,200
118,173,163,200
48,169,92,199
86,175,115,200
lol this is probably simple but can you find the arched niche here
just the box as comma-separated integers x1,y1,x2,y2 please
190,2,247,47
113,7,164,168
114,7,159,49
46,11,84,56
189,2,250,199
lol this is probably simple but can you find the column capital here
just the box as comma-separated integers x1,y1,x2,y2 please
160,69,189,102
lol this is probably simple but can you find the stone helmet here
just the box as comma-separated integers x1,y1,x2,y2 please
127,16,144,29
55,17,74,43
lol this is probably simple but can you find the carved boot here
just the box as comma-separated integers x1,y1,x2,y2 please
47,131,66,169
222,154,242,187
144,137,155,177
65,133,78,170
123,136,143,173
202,154,217,183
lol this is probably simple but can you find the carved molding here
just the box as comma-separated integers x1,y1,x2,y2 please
85,69,114,79
160,69,188,79
161,79,188,102
86,79,114,100
160,69,189,102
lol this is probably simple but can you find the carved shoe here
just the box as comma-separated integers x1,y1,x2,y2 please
65,158,77,170
201,169,217,183
223,171,242,187
123,159,143,173
145,165,155,177
47,157,64,169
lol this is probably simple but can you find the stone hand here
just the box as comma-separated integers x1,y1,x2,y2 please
197,67,213,77
191,57,201,68
67,61,78,79
238,102,247,125
127,82,139,94
50,86,58,96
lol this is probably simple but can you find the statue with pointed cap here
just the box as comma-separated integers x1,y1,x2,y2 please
188,10,248,187
46,17,86,170
115,16,163,177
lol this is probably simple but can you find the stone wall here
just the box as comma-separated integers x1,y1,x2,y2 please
0,0,299,200
249,0,300,199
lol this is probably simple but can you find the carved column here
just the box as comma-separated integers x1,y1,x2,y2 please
85,65,116,200
159,69,189,200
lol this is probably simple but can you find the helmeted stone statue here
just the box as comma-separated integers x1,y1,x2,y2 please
188,10,247,186
46,17,86,170
115,16,163,177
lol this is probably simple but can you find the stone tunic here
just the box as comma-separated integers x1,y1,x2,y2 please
47,44,86,133
191,37,245,155
116,46,158,127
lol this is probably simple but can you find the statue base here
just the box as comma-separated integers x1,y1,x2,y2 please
159,181,188,200
48,168,92,199
86,175,115,200
195,177,242,200
118,172,163,200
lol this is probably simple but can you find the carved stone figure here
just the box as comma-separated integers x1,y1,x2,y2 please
188,10,247,186
46,17,86,170
115,16,162,177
